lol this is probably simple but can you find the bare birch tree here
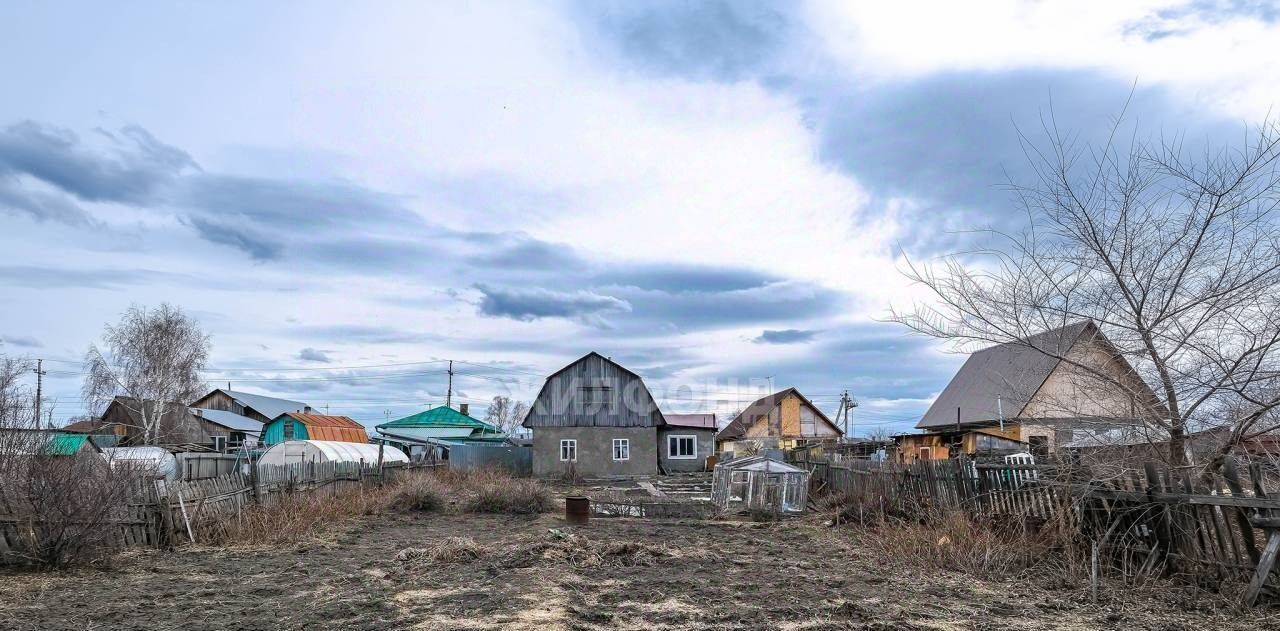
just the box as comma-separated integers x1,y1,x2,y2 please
83,304,210,445
891,111,1280,469
484,395,529,435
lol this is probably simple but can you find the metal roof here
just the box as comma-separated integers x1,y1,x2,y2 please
916,322,1092,429
662,413,717,429
276,412,369,443
377,406,500,432
193,408,263,434
222,389,310,420
45,433,97,455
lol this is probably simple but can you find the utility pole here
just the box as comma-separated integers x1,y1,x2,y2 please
837,390,858,438
32,359,46,427
446,360,454,408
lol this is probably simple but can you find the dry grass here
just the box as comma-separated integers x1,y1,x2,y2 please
503,530,713,569
387,472,448,512
859,510,1064,579
199,487,388,546
396,536,485,564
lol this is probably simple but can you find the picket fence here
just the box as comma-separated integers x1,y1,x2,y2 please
790,451,1280,605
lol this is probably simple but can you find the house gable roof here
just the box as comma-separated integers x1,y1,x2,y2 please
915,321,1163,430
715,388,841,441
376,406,501,434
192,408,264,434
521,351,666,428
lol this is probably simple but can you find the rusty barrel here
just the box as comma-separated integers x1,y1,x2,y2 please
565,496,589,525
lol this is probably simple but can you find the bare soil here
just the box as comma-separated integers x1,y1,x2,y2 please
0,510,1274,630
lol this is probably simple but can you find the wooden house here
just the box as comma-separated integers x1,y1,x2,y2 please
99,396,241,449
188,388,310,424
906,321,1165,461
523,352,672,478
714,388,843,455
261,412,368,446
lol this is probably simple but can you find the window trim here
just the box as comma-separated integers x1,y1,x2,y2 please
667,434,697,459
559,439,577,462
211,435,227,452
612,438,630,461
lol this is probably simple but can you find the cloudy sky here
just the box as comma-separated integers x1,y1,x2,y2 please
1,1,1277,434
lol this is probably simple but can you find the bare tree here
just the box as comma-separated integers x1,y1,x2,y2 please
892,110,1280,469
483,395,529,435
83,304,210,445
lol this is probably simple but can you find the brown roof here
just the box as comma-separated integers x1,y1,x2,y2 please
663,413,716,429
281,412,369,443
715,388,840,441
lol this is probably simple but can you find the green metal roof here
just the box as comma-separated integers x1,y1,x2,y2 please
377,406,501,433
45,433,94,456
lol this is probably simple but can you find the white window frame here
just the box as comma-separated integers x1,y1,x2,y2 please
559,439,577,462
667,434,697,459
612,438,630,461
211,435,227,452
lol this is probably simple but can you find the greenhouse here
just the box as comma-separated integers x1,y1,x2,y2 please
256,440,408,467
711,455,810,514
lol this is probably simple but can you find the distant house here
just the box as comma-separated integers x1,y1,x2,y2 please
262,412,368,446
375,404,505,460
715,388,843,455
523,352,670,478
660,414,716,473
188,389,311,424
99,396,242,450
190,408,263,450
904,321,1165,461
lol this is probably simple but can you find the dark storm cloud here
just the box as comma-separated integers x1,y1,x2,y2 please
577,0,793,81
185,216,283,261
0,120,195,204
474,283,632,323
753,329,818,344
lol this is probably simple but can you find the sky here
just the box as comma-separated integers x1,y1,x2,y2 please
1,0,1278,435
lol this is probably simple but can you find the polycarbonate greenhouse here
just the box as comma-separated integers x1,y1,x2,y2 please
711,455,810,514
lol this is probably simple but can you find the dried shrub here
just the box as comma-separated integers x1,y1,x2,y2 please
859,509,1071,579
199,487,387,546
388,472,447,512
461,476,551,515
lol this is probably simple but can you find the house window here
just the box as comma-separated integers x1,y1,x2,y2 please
612,438,630,461
283,420,294,440
668,434,697,459
560,439,577,462
211,435,227,452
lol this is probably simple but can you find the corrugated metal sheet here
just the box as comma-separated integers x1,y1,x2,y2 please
193,408,263,434
293,413,369,443
221,390,310,420
378,406,499,432
448,443,531,475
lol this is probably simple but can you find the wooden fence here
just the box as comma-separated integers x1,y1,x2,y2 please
789,451,1280,605
1,461,424,560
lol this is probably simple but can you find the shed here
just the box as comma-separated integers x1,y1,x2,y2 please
262,412,368,445
256,440,408,467
188,388,311,424
45,433,102,456
711,455,809,514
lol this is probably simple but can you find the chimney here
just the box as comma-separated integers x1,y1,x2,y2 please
459,403,470,417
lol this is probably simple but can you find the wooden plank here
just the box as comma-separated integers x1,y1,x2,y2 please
1246,532,1280,607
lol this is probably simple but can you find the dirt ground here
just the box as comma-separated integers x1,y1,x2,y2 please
1,510,1275,631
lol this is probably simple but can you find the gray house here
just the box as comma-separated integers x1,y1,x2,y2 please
524,352,678,478
659,414,716,473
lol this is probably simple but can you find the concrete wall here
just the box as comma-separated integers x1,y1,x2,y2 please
532,426,657,478
658,428,715,472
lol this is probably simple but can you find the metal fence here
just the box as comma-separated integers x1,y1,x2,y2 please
447,443,532,475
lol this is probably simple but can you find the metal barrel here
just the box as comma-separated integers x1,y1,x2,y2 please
565,496,589,525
